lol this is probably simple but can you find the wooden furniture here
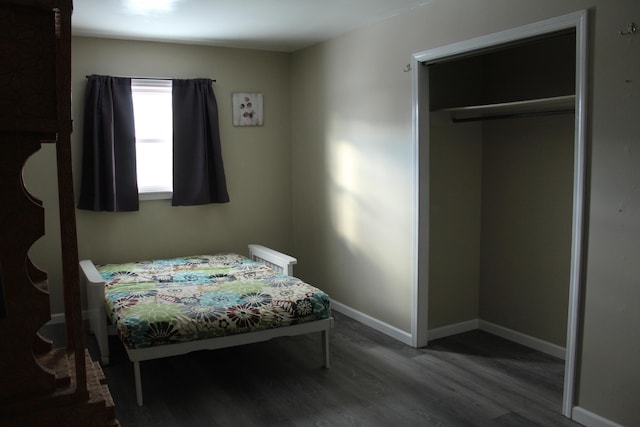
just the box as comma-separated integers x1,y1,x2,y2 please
0,1,118,425
80,244,333,406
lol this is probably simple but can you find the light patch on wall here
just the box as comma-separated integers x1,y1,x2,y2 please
325,116,415,328
326,115,414,264
123,0,182,15
330,140,360,248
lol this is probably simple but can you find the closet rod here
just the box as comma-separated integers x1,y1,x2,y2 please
452,108,574,123
85,75,216,82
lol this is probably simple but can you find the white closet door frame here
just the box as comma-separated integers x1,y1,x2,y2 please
410,10,588,419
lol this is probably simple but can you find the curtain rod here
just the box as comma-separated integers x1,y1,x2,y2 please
85,75,216,82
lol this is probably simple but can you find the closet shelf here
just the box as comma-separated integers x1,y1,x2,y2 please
437,95,576,123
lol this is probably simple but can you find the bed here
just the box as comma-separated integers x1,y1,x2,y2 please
80,244,333,406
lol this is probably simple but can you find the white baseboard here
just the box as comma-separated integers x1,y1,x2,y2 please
331,303,565,360
428,318,565,359
331,300,413,345
428,319,479,340
48,312,66,325
478,320,566,360
47,311,89,326
572,407,625,427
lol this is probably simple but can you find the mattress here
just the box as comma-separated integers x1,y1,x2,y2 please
96,253,331,349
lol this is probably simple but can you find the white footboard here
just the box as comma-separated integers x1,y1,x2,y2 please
248,244,297,275
79,259,110,365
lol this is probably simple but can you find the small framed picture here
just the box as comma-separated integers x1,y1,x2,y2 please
232,92,263,126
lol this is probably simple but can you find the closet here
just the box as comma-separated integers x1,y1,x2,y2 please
426,30,576,350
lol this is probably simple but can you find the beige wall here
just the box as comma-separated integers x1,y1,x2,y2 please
290,25,416,330
428,113,482,329
23,37,293,314
291,0,640,425
480,115,574,347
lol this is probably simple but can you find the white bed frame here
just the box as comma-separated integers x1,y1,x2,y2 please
80,244,333,406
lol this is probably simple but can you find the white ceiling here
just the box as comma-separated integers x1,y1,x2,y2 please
72,0,431,52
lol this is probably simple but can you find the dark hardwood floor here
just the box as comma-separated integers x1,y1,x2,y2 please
42,312,581,426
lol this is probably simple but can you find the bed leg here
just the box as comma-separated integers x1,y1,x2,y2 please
134,361,143,406
322,329,330,369
97,326,110,366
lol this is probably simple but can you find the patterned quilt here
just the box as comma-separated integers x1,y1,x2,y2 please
96,253,331,349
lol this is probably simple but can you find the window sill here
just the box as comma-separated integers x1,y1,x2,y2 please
139,191,172,201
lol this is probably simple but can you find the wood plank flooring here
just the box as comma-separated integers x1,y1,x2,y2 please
43,312,582,426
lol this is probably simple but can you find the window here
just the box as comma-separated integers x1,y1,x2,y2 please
79,76,228,211
131,79,173,199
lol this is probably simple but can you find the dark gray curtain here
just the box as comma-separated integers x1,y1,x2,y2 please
172,79,229,206
77,75,139,211
0,264,5,318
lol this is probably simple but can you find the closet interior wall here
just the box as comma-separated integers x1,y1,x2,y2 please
427,31,576,348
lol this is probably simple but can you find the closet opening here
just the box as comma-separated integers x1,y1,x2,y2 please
411,11,588,419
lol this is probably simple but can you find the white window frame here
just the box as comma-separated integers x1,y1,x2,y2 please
131,79,173,201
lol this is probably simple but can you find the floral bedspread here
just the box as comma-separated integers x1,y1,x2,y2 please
97,253,331,349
